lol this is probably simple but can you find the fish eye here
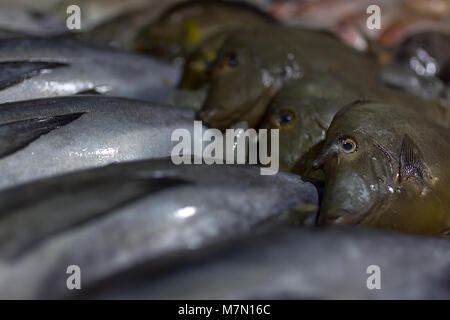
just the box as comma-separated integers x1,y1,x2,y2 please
213,52,239,72
279,110,294,124
226,53,239,67
217,52,238,69
340,138,357,153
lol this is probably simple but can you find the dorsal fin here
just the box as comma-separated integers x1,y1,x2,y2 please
0,113,84,159
0,61,68,91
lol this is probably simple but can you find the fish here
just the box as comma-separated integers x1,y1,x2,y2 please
0,159,318,299
380,32,450,106
312,101,450,236
74,1,178,51
82,226,450,299
134,0,277,64
0,38,181,104
2,0,67,14
0,96,205,190
0,4,65,38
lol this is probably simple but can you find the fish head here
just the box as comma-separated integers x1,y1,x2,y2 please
259,84,339,175
313,101,402,226
198,30,303,129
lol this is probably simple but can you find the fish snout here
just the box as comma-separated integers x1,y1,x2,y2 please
197,108,222,127
319,208,361,226
197,108,216,122
197,107,237,129
312,143,339,170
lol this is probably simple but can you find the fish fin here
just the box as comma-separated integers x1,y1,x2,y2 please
398,134,429,194
0,61,69,91
0,113,84,159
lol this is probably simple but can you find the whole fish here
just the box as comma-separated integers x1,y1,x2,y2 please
313,101,450,236
380,32,450,106
83,227,450,299
0,159,318,299
0,96,204,190
0,38,180,104
134,0,277,64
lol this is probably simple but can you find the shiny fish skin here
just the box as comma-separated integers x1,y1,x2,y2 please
86,227,450,299
0,159,318,299
0,96,204,190
0,38,181,104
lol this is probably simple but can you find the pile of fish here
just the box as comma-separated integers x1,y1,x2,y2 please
0,0,449,299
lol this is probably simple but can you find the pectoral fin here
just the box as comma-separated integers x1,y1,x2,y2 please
0,113,84,159
0,61,68,91
398,134,429,194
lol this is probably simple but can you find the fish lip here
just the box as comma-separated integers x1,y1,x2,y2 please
197,106,241,129
199,86,278,129
198,100,266,129
320,208,367,226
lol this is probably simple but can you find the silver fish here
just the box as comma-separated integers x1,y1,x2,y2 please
0,38,181,104
88,227,450,299
0,4,65,37
0,159,318,299
0,96,204,190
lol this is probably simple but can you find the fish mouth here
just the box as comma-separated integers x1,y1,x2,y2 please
198,87,278,129
198,105,246,129
319,208,368,226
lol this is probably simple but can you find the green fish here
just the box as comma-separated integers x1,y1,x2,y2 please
134,0,277,64
313,101,450,236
